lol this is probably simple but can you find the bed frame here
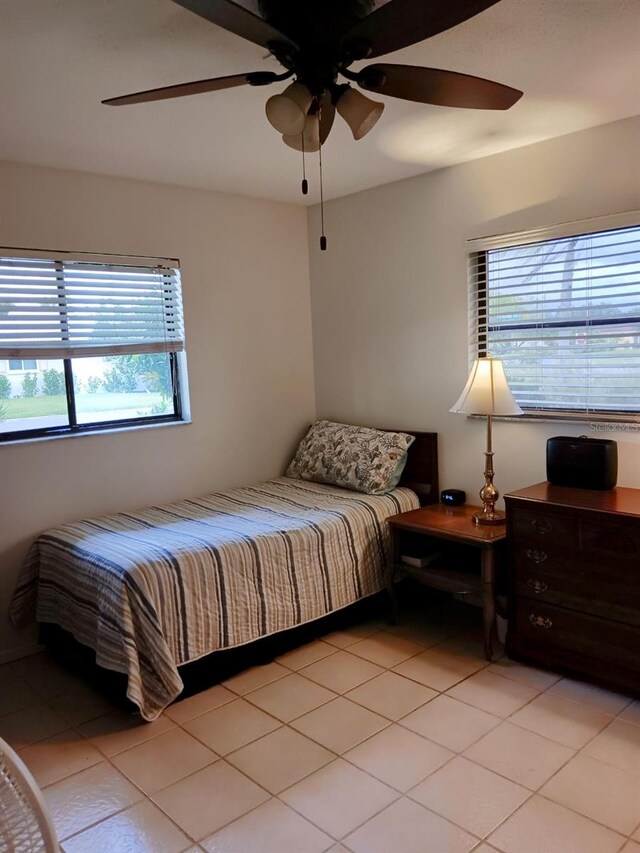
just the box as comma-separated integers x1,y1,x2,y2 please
41,428,439,709
396,430,439,505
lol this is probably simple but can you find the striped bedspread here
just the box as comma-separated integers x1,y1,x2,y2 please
10,477,419,720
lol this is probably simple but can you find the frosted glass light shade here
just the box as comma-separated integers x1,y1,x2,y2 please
450,358,523,416
283,113,320,152
265,82,313,135
337,88,384,140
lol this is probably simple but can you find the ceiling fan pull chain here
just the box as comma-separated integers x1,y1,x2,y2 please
301,132,308,195
319,128,327,251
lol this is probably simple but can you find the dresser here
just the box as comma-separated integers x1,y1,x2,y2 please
505,482,640,694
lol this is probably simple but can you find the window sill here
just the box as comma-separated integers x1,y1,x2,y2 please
468,413,640,429
0,417,192,447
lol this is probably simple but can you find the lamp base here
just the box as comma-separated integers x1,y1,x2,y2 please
473,508,506,526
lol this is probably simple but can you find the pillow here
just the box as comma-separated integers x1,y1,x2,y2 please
286,420,415,495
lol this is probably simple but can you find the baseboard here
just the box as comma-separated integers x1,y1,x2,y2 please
0,642,44,665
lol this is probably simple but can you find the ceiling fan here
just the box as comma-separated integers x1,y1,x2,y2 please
103,0,523,247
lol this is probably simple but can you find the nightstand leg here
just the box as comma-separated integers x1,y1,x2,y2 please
386,528,400,625
481,548,497,662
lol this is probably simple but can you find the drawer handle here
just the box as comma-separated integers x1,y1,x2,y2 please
531,518,554,535
529,613,553,629
526,578,548,594
526,548,548,564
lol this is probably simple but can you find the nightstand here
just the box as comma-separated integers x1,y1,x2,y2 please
386,504,507,661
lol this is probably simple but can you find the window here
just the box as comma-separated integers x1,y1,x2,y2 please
0,249,187,441
8,359,37,371
468,213,640,421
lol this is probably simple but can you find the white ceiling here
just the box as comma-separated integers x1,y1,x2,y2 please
1,0,639,204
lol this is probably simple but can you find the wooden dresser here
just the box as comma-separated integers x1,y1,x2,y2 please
505,482,640,695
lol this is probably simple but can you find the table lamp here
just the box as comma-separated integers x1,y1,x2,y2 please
450,357,523,525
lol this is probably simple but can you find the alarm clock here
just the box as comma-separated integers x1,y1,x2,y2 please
441,489,466,507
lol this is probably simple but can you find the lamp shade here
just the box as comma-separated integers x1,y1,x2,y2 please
283,112,320,152
265,82,313,135
336,87,384,140
450,358,523,416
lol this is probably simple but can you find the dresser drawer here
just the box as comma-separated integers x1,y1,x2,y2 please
514,561,640,627
581,518,640,560
510,508,577,548
511,599,640,671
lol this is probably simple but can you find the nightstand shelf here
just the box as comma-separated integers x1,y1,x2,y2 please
386,503,507,660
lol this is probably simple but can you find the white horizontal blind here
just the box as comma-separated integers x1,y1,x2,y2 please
0,251,184,359
469,222,640,417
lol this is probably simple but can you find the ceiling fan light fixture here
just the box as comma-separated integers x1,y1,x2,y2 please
336,87,384,140
265,82,313,135
282,112,320,153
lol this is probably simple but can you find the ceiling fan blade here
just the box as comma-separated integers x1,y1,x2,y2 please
102,71,279,106
358,64,523,110
342,0,502,59
172,0,297,51
319,92,335,144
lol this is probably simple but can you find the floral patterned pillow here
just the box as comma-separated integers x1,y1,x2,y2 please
286,420,415,495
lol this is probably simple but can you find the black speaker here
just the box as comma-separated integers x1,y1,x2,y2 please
546,435,617,491
441,489,466,506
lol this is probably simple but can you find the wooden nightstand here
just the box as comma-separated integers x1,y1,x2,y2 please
386,504,507,661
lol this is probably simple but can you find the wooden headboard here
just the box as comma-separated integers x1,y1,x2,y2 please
396,430,439,506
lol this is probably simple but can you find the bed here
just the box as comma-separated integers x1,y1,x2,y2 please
10,429,437,721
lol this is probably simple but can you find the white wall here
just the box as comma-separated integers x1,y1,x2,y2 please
308,116,640,505
0,161,315,659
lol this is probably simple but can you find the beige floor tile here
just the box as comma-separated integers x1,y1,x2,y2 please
344,724,453,791
9,653,81,698
385,621,456,648
0,670,40,715
447,670,539,718
290,696,389,753
0,702,69,748
346,671,437,721
634,823,640,841
323,619,387,645
19,730,103,788
300,650,384,693
409,756,531,838
435,630,488,661
222,661,289,695
153,760,269,841
279,757,398,838
164,684,235,724
463,721,574,790
46,683,118,727
183,698,281,755
245,672,336,722
78,710,176,757
275,640,337,670
348,633,424,668
111,727,217,794
510,692,613,748
488,795,624,853
226,726,333,793
471,846,501,853
343,796,478,853
547,676,633,716
583,718,640,777
401,695,500,752
540,752,640,835
487,658,561,690
621,841,640,853
619,699,640,727
44,761,142,841
201,797,333,853
393,648,486,691
61,799,191,853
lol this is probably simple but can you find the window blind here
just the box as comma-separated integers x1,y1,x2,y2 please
468,219,640,417
0,250,184,359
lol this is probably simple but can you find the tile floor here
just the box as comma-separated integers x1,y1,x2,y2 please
2,601,640,853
